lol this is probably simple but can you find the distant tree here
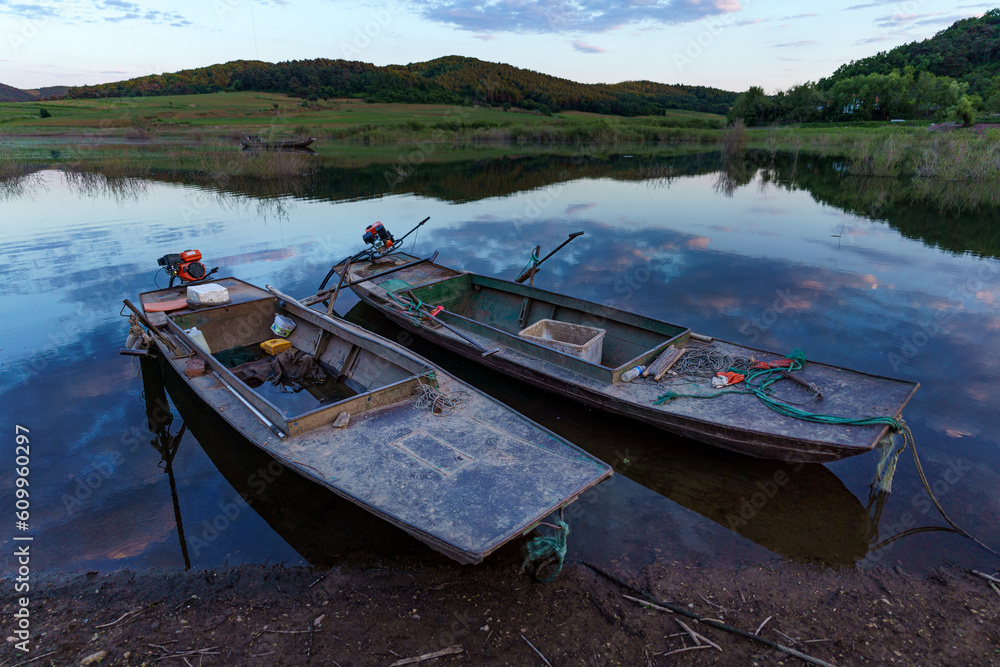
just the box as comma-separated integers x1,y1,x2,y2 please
727,86,773,126
38,108,51,118
948,94,980,125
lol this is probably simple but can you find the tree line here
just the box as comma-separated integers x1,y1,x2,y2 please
65,56,737,117
728,10,1000,126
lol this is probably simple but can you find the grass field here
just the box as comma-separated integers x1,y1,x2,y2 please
1,91,997,181
0,91,726,134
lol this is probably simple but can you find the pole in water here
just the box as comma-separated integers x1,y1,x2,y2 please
515,231,584,283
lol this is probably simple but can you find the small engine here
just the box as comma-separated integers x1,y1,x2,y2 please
158,249,208,283
362,222,395,255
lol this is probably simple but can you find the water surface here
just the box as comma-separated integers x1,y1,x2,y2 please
3,153,998,575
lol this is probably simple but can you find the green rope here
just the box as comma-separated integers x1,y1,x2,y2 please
653,389,750,405
873,432,905,493
655,348,905,432
388,291,427,323
518,249,541,280
520,520,569,583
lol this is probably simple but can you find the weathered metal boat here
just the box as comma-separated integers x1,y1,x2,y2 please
123,277,611,564
326,252,919,464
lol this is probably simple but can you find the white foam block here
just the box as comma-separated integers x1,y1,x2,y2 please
187,283,229,305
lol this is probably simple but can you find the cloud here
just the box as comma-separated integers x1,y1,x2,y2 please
873,11,979,30
95,2,190,26
913,13,978,26
572,39,606,53
102,0,139,10
780,13,817,20
413,0,745,33
854,35,903,44
772,40,819,48
473,33,497,40
845,0,894,9
875,12,937,28
0,2,58,19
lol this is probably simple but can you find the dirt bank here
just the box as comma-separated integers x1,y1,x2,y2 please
4,559,998,666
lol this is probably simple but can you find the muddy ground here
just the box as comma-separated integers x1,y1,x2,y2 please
3,559,998,666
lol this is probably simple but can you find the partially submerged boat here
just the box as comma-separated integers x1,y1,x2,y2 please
124,277,611,564
241,135,316,149
329,252,919,463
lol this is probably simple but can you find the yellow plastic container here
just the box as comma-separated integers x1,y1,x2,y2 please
260,338,292,356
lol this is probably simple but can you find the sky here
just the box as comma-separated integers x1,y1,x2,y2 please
0,0,995,92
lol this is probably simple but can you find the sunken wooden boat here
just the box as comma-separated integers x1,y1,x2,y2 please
330,253,920,464
125,278,611,564
241,135,316,149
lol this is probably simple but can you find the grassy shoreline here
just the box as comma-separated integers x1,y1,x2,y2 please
2,92,998,180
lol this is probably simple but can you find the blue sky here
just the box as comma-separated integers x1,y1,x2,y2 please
0,1,994,91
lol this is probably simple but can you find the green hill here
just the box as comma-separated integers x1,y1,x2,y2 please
64,56,737,117
0,83,36,102
23,86,70,99
819,9,1000,99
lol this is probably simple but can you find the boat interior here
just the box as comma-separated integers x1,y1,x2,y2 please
362,260,690,383
142,279,435,437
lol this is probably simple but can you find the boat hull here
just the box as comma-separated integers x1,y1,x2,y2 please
341,255,919,464
131,278,612,564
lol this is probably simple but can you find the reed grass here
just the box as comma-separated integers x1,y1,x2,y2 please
0,133,32,180
68,145,152,179
721,119,748,161
199,142,316,181
914,136,1000,180
847,135,908,176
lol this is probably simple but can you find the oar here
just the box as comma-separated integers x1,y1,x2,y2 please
515,231,584,284
403,290,500,358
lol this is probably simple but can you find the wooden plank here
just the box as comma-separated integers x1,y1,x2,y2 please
285,376,421,436
654,348,686,381
643,346,679,377
277,293,433,379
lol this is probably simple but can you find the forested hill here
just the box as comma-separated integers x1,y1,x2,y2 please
820,9,1000,99
64,56,736,116
0,83,36,102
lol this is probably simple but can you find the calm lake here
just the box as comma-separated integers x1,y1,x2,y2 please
3,152,999,576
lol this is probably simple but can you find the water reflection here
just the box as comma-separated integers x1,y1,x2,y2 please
2,160,998,575
141,357,191,570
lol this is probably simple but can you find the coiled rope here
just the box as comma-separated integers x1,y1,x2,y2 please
411,383,468,416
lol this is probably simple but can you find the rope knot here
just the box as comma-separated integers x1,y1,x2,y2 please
520,520,570,583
